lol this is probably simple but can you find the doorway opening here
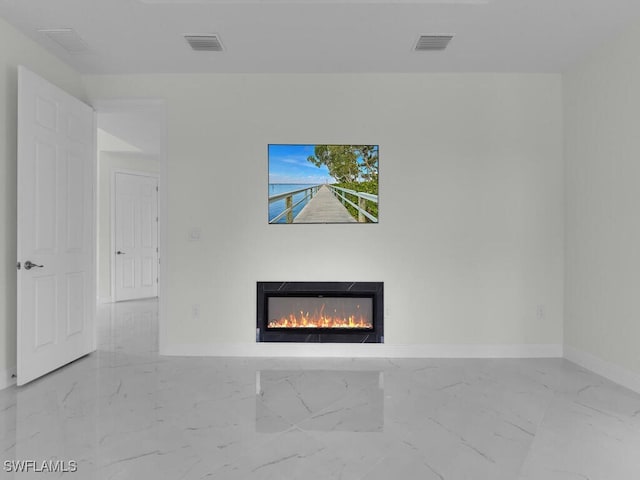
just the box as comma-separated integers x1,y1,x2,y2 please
94,99,167,351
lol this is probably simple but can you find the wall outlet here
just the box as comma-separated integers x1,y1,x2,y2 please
191,304,200,320
536,304,545,320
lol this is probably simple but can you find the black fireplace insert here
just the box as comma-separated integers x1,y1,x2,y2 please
257,282,384,343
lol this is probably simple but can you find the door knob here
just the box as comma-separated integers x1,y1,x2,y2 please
24,260,44,270
116,251,126,255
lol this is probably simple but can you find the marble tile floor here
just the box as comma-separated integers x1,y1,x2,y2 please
1,299,640,479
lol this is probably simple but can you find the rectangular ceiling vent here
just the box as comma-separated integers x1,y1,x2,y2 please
184,34,224,51
414,35,454,51
37,28,89,54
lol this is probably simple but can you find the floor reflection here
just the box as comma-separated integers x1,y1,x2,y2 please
0,299,639,480
256,370,384,433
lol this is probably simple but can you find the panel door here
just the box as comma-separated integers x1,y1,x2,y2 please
114,172,158,301
17,66,96,386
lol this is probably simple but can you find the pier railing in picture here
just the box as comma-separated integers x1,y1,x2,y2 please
268,185,321,223
327,185,378,223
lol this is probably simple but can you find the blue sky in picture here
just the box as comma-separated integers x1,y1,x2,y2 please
268,144,333,185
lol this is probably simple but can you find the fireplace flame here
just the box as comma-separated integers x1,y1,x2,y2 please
268,303,372,329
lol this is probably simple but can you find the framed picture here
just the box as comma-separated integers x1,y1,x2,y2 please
268,144,379,224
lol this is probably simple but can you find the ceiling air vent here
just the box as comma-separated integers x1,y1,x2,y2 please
37,28,89,54
184,34,224,51
414,35,454,51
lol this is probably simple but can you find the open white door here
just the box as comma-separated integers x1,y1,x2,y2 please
113,172,159,301
17,66,96,386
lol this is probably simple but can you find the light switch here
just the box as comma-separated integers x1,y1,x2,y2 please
189,227,202,241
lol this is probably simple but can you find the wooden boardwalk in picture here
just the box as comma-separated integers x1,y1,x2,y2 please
293,185,356,223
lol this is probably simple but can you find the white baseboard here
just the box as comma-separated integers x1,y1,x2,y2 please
564,345,640,395
162,343,563,359
0,366,17,391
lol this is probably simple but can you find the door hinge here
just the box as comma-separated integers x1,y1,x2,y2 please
156,186,159,192
156,217,158,222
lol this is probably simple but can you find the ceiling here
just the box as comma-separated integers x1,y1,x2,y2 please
2,0,640,74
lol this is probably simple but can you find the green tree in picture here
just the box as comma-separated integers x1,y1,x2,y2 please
356,145,378,181
307,145,378,184
307,145,358,183
307,144,379,221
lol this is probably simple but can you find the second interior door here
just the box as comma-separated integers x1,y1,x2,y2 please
114,172,158,301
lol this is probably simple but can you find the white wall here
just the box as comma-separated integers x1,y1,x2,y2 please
84,73,564,355
564,20,640,380
0,17,85,388
97,151,160,302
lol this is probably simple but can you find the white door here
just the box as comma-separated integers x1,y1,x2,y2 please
17,66,96,386
114,173,158,301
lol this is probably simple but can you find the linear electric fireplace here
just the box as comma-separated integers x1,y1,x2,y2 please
257,282,384,343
